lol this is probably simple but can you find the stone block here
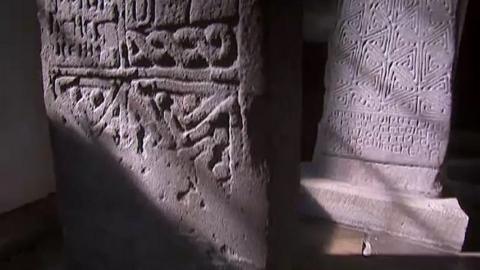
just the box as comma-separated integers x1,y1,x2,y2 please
40,0,121,68
309,156,441,197
37,0,301,269
190,0,238,23
153,0,189,27
313,0,460,196
300,163,469,252
126,0,190,28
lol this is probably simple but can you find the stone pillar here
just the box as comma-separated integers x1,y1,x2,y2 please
302,0,468,251
36,0,301,269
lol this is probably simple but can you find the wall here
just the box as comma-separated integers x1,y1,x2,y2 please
302,0,337,160
303,0,338,43
0,1,55,213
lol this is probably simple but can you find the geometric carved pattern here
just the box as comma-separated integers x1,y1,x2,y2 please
320,0,458,167
44,0,122,68
129,79,239,186
126,24,237,68
43,0,241,188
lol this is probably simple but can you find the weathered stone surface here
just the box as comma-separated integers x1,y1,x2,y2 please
125,0,190,28
190,0,238,23
303,0,468,253
300,167,468,252
37,0,301,269
42,0,121,68
311,156,441,197
313,0,459,195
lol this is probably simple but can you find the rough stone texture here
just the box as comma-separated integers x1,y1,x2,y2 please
36,0,301,269
297,216,452,256
300,167,469,251
302,0,469,252
311,156,440,196
190,0,238,23
313,0,459,196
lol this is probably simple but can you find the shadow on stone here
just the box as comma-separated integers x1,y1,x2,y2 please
51,124,246,270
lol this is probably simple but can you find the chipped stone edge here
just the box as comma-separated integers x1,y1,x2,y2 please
299,163,469,252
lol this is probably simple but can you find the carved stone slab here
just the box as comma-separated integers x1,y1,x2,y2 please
314,0,458,196
37,1,301,269
300,172,468,252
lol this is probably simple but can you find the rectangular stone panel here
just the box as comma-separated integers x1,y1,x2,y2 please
126,0,190,28
42,0,121,68
316,0,458,168
190,0,238,23
300,174,468,251
125,23,238,69
320,110,448,167
124,0,239,70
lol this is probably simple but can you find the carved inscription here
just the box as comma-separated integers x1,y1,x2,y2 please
128,79,239,184
37,0,300,267
54,77,239,186
44,0,121,67
43,0,241,189
125,0,238,69
319,0,457,167
53,77,127,139
324,110,447,165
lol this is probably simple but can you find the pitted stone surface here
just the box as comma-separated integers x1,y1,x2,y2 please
315,0,457,168
190,0,239,23
300,176,468,252
314,0,459,195
303,0,468,252
36,0,301,269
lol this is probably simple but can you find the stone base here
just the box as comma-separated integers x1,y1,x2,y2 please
310,156,442,197
298,218,449,256
299,163,469,252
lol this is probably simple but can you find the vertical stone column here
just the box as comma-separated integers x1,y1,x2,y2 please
36,0,301,269
302,0,468,251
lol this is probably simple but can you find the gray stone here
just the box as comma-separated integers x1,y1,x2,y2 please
190,0,238,23
309,156,441,197
126,0,190,28
300,165,469,252
303,0,469,252
36,0,301,269
313,0,459,195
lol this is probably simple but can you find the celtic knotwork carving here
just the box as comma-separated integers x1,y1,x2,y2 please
126,24,237,68
203,24,237,66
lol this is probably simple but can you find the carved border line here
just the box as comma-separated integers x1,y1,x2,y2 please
50,66,239,83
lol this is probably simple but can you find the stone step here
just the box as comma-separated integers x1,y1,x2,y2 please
299,163,469,253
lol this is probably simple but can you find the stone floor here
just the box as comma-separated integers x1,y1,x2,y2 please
1,218,480,270
1,195,480,270
0,233,63,270
295,219,480,270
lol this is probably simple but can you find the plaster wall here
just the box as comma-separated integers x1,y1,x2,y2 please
0,1,55,213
